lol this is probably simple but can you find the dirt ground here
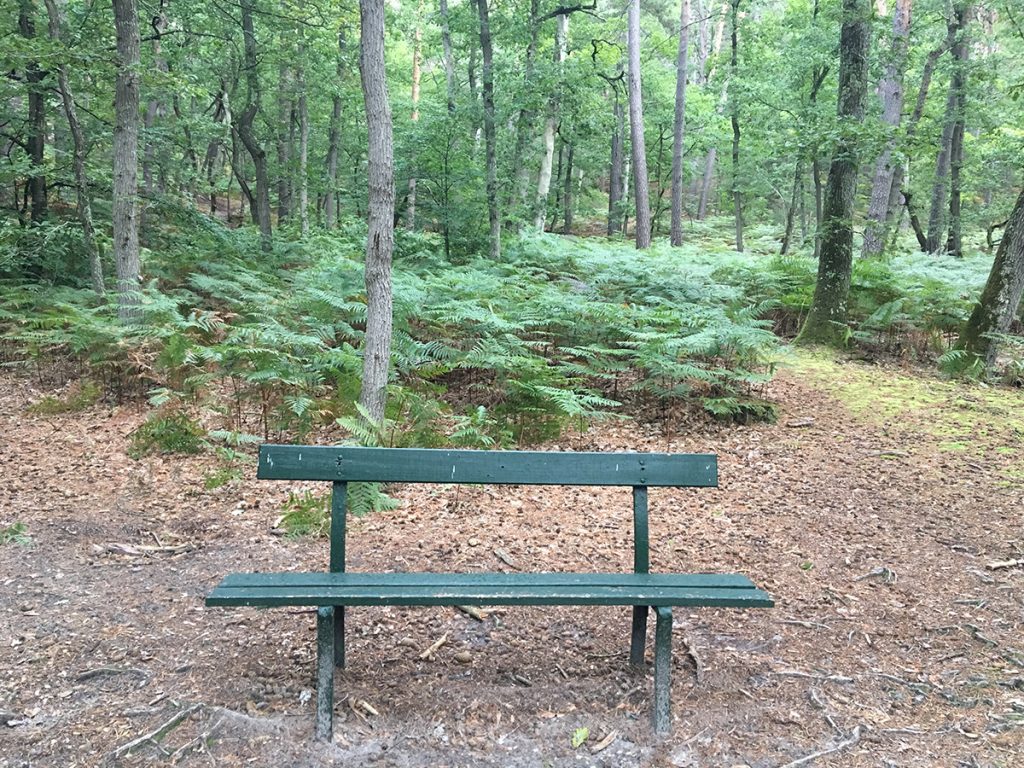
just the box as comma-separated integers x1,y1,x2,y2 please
1,357,1022,767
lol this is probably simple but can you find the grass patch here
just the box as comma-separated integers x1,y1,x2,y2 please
28,380,101,415
1,522,33,547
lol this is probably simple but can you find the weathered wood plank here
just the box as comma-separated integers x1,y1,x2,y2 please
206,583,773,608
217,572,759,589
257,445,717,487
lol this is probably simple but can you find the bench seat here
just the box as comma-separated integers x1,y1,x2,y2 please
207,571,773,608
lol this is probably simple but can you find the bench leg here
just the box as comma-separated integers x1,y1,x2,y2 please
334,606,345,669
653,606,672,736
315,606,335,742
630,605,648,667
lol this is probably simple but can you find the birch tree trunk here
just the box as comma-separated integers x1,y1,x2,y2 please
670,0,691,246
798,0,871,345
358,0,395,423
862,0,912,258
956,186,1024,368
45,0,103,295
112,0,142,320
476,0,500,259
534,14,568,230
627,0,651,249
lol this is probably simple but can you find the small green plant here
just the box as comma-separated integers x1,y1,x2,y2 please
280,491,331,537
128,411,206,459
571,727,590,749
1,522,33,548
203,466,244,490
28,380,102,415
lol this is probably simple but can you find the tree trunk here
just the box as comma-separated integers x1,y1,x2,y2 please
956,186,1024,368
729,0,743,252
697,147,715,219
534,14,568,230
276,60,292,222
439,0,456,112
476,0,500,259
562,142,574,234
237,0,272,252
297,41,310,236
927,5,968,253
798,0,871,346
608,86,625,235
627,0,651,249
509,0,540,217
862,0,912,258
812,155,823,258
945,2,970,258
358,0,395,423
888,42,946,247
670,0,691,246
324,29,345,229
112,0,142,320
406,16,422,230
780,159,803,255
143,5,167,200
44,0,102,295
19,0,47,224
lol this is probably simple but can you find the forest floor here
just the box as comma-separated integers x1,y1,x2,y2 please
1,352,1022,768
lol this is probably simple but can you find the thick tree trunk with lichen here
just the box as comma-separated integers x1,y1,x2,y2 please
798,0,871,346
358,0,395,423
956,186,1024,369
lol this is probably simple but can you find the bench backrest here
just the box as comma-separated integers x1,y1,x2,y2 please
257,445,718,575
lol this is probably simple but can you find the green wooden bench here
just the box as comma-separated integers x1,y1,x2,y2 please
206,445,773,739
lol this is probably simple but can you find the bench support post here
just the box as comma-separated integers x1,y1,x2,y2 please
330,482,347,669
653,606,672,735
630,606,648,667
315,606,335,741
630,485,650,667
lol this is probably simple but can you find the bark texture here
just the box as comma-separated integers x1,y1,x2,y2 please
798,0,871,346
112,0,142,320
19,0,47,224
45,0,103,295
957,186,1024,368
476,0,500,258
627,0,651,249
237,0,273,252
862,0,912,258
358,0,395,423
670,0,691,246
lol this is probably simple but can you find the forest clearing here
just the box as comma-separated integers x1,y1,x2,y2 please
3,0,1024,765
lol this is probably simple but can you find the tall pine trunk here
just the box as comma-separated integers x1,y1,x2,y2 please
112,0,142,319
798,0,871,345
670,0,691,246
476,0,500,258
19,0,47,224
627,0,651,249
945,2,970,257
608,83,625,236
862,0,912,258
297,41,310,236
358,0,395,422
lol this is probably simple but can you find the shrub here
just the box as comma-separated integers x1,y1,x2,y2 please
128,411,205,459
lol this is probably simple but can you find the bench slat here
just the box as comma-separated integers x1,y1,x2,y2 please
257,445,717,487
217,571,759,590
207,574,773,608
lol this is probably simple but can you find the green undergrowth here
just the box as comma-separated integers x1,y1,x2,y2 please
792,350,1024,484
0,213,1003,463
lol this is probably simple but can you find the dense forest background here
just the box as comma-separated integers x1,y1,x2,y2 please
2,0,1024,448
